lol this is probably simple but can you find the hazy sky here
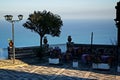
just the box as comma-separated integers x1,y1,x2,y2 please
0,0,119,20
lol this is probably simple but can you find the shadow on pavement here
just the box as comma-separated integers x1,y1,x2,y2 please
18,57,120,76
0,69,95,80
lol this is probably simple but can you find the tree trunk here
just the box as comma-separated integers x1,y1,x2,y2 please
40,36,43,47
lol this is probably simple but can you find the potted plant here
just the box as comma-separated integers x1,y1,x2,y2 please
49,49,60,64
92,56,110,70
72,58,78,68
92,56,100,69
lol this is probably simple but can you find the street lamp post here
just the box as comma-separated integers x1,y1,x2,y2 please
4,15,23,64
115,1,120,69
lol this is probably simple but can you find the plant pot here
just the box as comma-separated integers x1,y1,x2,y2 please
117,66,120,72
49,58,59,64
72,61,78,67
92,63,110,70
92,63,98,69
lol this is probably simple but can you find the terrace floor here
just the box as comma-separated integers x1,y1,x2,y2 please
0,57,120,80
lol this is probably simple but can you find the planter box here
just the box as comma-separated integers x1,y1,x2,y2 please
117,66,120,72
72,61,78,67
92,63,110,70
49,58,59,64
92,63,98,69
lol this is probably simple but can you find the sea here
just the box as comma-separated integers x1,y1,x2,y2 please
0,19,117,59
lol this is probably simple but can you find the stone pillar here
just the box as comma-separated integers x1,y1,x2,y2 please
43,36,49,55
115,1,120,66
66,35,74,50
115,1,120,47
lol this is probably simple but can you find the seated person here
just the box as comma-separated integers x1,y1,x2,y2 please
50,47,62,59
101,50,114,64
54,46,62,59
64,47,74,62
81,48,91,64
76,47,83,59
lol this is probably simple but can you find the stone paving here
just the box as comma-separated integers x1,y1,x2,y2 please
0,59,120,80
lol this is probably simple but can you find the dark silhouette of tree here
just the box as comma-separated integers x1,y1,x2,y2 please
23,10,63,47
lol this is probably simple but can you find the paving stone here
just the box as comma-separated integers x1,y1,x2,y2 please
0,60,120,80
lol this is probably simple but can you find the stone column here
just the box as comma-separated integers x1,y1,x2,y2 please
115,1,120,66
66,35,74,50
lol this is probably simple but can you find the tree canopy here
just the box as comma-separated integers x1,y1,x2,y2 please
23,10,63,47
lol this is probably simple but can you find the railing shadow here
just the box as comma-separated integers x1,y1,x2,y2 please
0,69,95,80
18,56,120,76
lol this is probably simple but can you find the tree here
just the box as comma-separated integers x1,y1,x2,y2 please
23,10,63,47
